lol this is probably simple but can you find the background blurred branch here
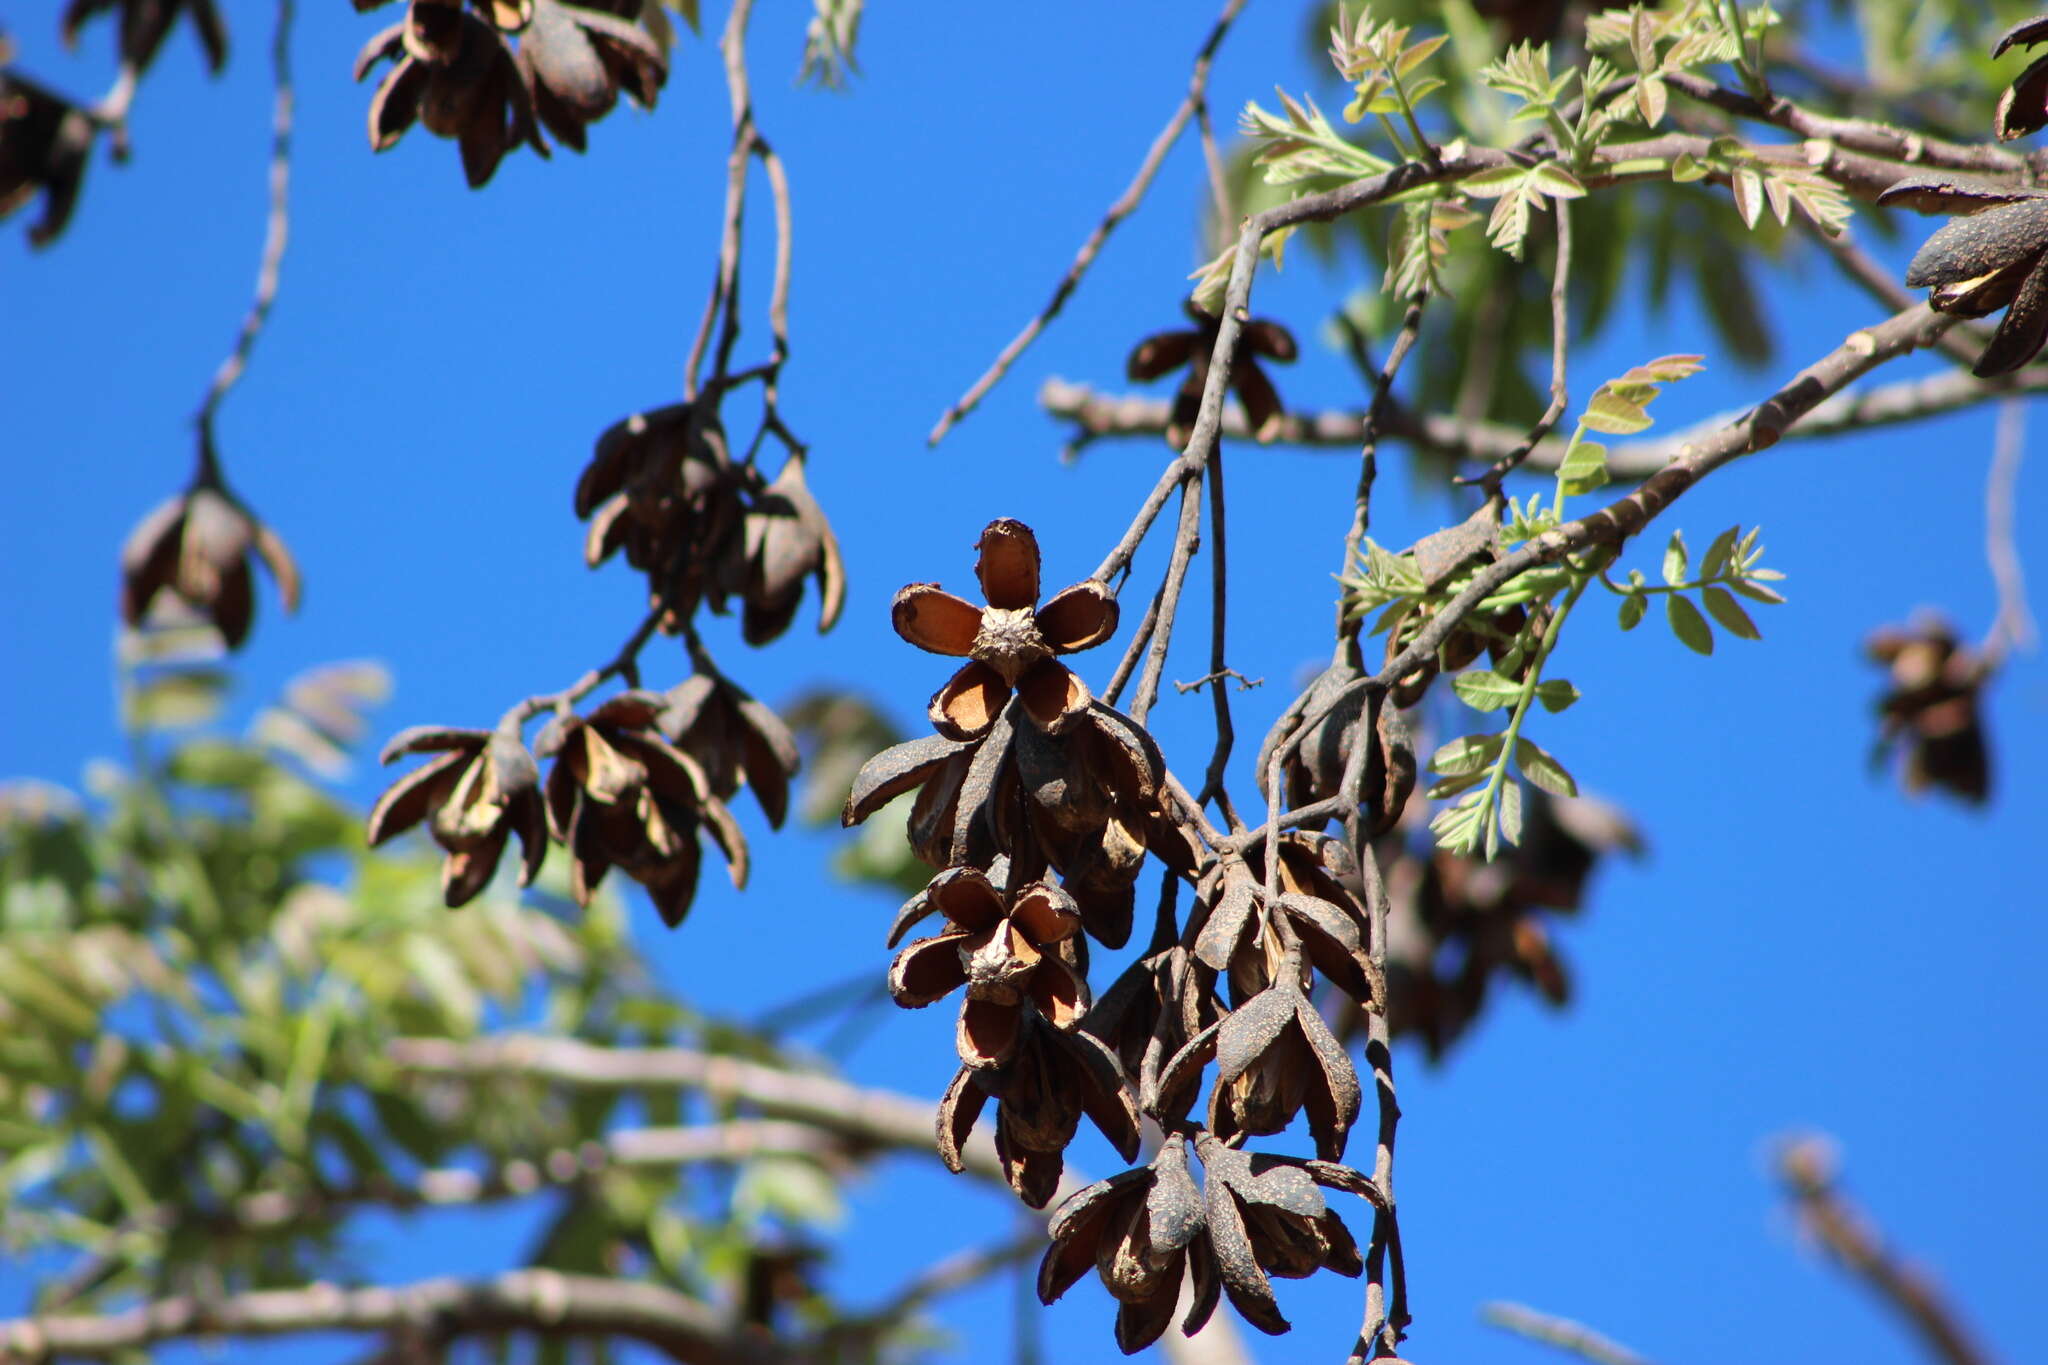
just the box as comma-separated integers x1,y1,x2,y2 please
1481,1300,1656,1365
1778,1136,1992,1365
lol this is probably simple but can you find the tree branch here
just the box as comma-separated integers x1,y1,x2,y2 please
1777,1137,1991,1365
1480,1301,1656,1365
386,1036,1010,1186
1044,356,2048,479
0,1271,779,1365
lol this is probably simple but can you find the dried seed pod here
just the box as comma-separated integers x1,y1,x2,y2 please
537,692,747,927
661,672,800,828
934,1014,1141,1208
892,519,1115,740
517,0,664,151
119,477,300,651
1195,1134,1363,1336
62,0,227,81
355,3,547,187
1867,617,1993,803
1126,301,1297,447
1899,195,2048,376
888,869,1090,1068
368,724,547,906
0,71,97,247
1038,1137,1216,1353
1995,14,2048,140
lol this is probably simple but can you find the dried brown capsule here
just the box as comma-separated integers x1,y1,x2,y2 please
1038,1137,1219,1353
934,1013,1141,1209
716,453,845,646
537,692,747,927
367,724,547,906
1994,14,2048,140
355,1,547,187
1158,972,1360,1161
0,72,97,247
62,0,227,81
888,868,1090,1068
1195,1134,1365,1336
517,0,665,152
1885,176,2048,377
892,518,1117,740
119,474,300,651
1867,617,1993,803
1126,302,1297,448
660,672,800,828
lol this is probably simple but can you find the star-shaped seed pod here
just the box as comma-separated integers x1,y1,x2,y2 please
713,453,846,646
1866,616,1993,803
119,472,301,652
660,672,801,828
537,692,747,927
935,1012,1141,1209
892,518,1118,740
0,71,98,247
367,724,547,906
889,868,1090,1068
1194,1134,1367,1336
1995,14,2048,141
62,0,227,82
1881,175,2048,377
355,1,547,187
1126,302,1297,448
1037,1136,1220,1354
1157,967,1361,1161
517,0,665,153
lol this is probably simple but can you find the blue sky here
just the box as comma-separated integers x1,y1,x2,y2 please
4,2,2045,1363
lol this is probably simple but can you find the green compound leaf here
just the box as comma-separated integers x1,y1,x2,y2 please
1618,592,1647,631
1666,593,1714,655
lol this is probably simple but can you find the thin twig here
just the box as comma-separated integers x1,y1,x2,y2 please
1131,472,1205,726
684,0,761,400
501,604,665,728
927,0,1250,445
193,0,295,448
1194,447,1243,828
1338,286,1429,639
1466,199,1572,489
1102,584,1163,707
1983,398,2036,664
1480,1302,1656,1365
1777,1136,1992,1365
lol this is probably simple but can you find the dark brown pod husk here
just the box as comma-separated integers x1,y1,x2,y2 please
0,71,97,247
368,723,547,906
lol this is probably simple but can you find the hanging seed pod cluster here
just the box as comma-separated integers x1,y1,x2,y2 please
844,518,1404,1352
